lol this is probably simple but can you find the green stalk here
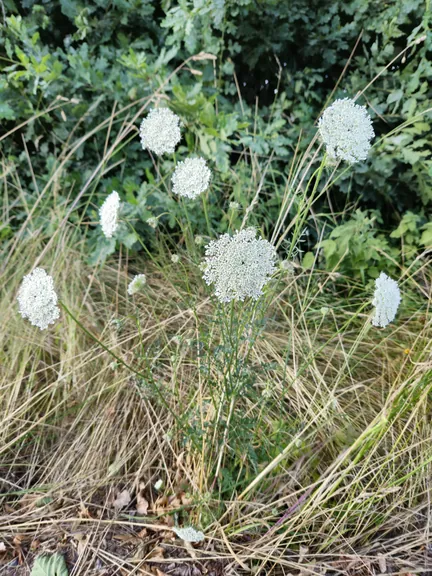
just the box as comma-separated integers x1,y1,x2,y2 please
202,192,212,237
287,153,327,260
59,301,194,442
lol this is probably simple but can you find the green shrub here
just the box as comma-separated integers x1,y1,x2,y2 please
1,0,430,277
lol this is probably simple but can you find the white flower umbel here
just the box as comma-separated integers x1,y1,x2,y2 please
172,526,205,543
372,272,401,328
171,254,180,263
202,228,276,303
17,267,60,330
146,217,158,229
318,98,374,163
140,108,181,156
99,191,120,238
171,157,211,199
127,274,146,295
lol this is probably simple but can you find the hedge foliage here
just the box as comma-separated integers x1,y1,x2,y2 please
1,0,431,279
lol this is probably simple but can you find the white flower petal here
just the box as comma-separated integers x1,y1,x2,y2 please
173,526,205,543
171,157,211,199
146,217,158,229
99,191,120,238
318,98,374,163
372,272,401,328
140,108,181,156
17,268,60,330
127,274,146,295
202,228,276,303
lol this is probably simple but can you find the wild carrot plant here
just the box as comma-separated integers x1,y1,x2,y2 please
1,43,431,575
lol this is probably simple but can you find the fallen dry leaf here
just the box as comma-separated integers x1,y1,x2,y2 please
74,533,88,556
168,495,182,508
160,530,175,540
180,494,193,506
12,535,24,565
151,495,168,515
378,556,387,573
299,546,309,562
161,515,174,528
136,482,149,515
113,534,141,544
131,543,147,561
137,564,153,576
79,502,93,518
147,546,165,560
113,489,131,510
151,492,189,515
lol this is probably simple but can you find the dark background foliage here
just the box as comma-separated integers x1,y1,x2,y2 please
1,0,431,279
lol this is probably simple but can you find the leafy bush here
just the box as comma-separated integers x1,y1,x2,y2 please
1,0,431,276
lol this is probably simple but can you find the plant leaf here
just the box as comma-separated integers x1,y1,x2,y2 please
136,482,149,515
302,252,315,269
31,554,68,576
113,489,131,510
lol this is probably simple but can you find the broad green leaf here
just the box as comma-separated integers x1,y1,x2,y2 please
401,148,422,165
319,239,337,258
387,89,403,104
31,554,68,576
0,103,15,120
302,252,315,269
420,224,432,247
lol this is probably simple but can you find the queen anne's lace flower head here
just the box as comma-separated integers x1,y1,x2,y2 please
372,272,401,328
172,526,205,543
99,191,120,238
318,98,374,163
17,267,60,330
171,254,180,263
171,157,211,199
127,274,146,295
147,217,158,229
202,228,276,303
140,108,181,156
